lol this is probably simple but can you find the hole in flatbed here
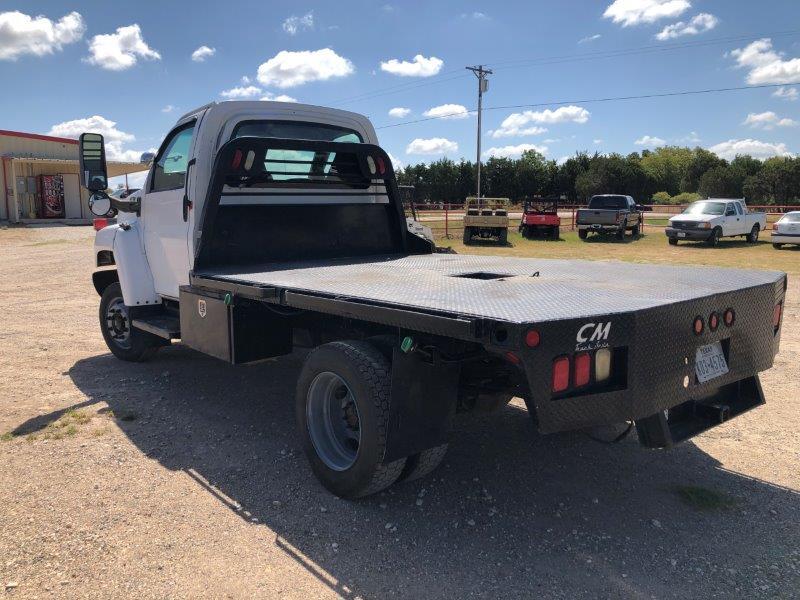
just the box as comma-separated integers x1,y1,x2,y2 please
451,272,514,280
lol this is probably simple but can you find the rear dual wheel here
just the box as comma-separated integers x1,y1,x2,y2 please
296,340,447,498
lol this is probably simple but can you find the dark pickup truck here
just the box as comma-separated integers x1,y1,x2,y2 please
577,194,647,240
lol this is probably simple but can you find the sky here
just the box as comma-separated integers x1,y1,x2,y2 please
2,0,800,188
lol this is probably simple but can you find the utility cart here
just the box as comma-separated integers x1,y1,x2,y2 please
80,101,787,499
519,197,561,240
462,197,510,245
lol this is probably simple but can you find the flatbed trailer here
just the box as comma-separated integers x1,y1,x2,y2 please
80,102,787,499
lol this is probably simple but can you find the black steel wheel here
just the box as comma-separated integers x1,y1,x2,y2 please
708,227,722,247
296,341,406,498
99,282,161,362
747,224,760,243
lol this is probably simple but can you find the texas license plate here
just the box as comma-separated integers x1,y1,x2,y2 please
695,342,729,383
677,232,686,238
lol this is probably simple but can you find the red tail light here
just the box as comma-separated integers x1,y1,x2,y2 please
552,357,570,393
524,329,541,348
574,353,591,387
724,308,735,327
93,218,108,231
693,316,704,336
376,156,386,175
709,312,719,332
231,148,243,170
773,302,782,330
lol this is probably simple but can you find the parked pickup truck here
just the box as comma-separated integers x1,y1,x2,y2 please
79,101,786,499
666,199,767,246
576,195,646,240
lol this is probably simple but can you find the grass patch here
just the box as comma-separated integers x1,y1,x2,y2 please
1,432,14,442
25,409,93,441
673,485,736,510
438,229,800,277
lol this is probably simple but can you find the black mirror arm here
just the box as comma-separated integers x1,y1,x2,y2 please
183,158,197,222
111,196,141,216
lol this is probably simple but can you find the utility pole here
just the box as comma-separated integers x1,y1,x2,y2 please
466,64,492,200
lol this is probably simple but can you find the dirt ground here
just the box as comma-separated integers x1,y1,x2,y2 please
1,224,798,599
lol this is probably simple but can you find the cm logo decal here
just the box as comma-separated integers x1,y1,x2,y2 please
198,299,207,318
576,321,611,350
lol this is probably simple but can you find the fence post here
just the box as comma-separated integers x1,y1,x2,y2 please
445,203,449,239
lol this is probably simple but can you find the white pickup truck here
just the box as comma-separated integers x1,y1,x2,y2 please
666,199,767,246
76,101,786,498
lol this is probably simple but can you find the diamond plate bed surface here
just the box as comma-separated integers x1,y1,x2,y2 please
199,254,784,323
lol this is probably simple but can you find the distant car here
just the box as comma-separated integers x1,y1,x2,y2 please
666,199,766,247
772,211,800,249
576,195,646,241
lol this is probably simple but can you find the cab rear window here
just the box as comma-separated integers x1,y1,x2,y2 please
589,196,628,209
233,121,362,182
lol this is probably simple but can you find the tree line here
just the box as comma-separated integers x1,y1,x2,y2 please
396,147,800,206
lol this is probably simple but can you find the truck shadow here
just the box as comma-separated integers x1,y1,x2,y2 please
48,347,800,598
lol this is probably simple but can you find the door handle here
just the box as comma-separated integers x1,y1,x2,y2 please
183,158,197,222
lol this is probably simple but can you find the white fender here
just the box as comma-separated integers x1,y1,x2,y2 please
96,222,159,306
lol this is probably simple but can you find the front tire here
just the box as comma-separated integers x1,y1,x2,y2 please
99,282,160,362
578,229,588,240
668,237,678,246
296,341,406,498
708,227,722,247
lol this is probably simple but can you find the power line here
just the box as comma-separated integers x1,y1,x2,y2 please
374,81,800,130
328,28,800,107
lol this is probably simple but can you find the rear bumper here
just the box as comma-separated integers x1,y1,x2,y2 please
771,233,800,245
517,276,786,438
665,227,711,240
578,223,623,232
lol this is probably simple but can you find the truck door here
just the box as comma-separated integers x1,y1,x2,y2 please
722,202,739,236
141,121,196,299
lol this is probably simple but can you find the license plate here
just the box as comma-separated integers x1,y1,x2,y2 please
677,232,686,238
695,342,729,383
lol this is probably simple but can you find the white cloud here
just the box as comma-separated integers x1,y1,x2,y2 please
593,139,603,144
730,38,800,85
743,111,797,129
492,105,589,138
773,86,798,101
282,11,314,35
388,107,411,118
386,151,403,170
0,10,85,60
191,45,216,62
406,138,458,155
47,115,150,162
579,34,602,44
656,13,717,40
161,104,175,113
461,12,488,20
709,139,794,161
85,24,161,71
423,104,470,120
260,92,298,102
677,131,702,143
257,48,354,88
220,85,262,99
603,0,690,27
635,135,666,146
380,54,443,77
483,143,548,159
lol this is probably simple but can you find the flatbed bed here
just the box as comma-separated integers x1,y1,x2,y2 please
194,254,783,326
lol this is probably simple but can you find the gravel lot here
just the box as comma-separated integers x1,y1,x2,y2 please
1,225,798,599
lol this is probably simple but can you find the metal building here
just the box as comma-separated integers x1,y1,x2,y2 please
0,130,147,223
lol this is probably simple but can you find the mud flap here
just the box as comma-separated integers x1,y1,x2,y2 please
635,375,765,449
384,349,460,463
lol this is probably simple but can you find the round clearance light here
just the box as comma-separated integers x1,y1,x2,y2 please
693,316,704,336
709,312,719,332
366,155,376,175
724,308,736,327
524,329,541,348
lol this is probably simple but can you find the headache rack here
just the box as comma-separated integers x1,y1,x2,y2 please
194,136,432,269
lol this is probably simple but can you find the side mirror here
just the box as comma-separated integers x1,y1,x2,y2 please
140,152,155,164
79,133,109,192
88,193,115,217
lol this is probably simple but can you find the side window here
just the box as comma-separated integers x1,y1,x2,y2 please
151,123,195,192
725,203,736,216
735,202,744,215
